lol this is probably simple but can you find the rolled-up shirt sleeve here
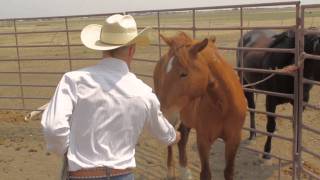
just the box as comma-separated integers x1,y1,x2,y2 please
41,74,77,155
145,94,176,145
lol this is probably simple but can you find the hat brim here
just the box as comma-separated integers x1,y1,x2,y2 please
81,24,151,51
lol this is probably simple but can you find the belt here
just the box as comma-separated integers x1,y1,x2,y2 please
69,167,132,178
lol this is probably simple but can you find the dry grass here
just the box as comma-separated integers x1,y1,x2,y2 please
0,7,319,109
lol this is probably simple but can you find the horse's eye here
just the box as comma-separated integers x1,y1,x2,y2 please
180,72,188,78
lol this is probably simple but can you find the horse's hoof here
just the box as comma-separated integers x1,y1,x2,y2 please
262,154,271,160
244,139,256,146
167,166,176,180
166,176,177,180
248,132,256,140
262,158,273,166
179,167,193,180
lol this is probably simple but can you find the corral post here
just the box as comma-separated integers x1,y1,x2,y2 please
293,2,301,180
278,159,282,180
239,7,244,85
157,11,162,60
192,9,196,39
13,19,25,109
296,5,305,180
64,17,72,71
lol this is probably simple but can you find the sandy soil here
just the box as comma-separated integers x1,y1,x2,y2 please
0,118,288,180
0,96,319,180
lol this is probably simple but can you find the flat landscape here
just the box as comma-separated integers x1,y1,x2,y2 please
0,6,319,179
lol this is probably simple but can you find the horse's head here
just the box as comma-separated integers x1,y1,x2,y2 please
305,27,320,55
304,28,320,81
154,32,212,114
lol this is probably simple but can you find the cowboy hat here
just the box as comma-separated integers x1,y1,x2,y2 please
81,14,151,51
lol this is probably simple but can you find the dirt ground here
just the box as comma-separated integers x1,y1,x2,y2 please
0,87,319,180
0,115,288,180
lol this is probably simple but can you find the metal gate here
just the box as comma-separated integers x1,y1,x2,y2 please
0,1,319,179
297,4,320,180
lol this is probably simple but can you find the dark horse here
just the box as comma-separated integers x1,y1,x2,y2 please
237,28,320,159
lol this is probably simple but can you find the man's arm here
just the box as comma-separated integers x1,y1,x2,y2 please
145,94,180,145
41,74,77,155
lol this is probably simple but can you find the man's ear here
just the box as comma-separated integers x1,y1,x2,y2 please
189,38,208,57
160,33,173,47
128,44,136,57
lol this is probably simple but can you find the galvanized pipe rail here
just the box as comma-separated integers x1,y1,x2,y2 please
0,1,300,21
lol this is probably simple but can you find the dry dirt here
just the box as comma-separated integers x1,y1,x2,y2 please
0,86,319,180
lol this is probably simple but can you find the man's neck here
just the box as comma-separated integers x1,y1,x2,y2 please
103,54,131,69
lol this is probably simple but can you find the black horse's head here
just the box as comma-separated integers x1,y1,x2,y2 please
304,28,320,83
304,27,320,55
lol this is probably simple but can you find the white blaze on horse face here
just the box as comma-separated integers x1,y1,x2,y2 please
166,56,175,73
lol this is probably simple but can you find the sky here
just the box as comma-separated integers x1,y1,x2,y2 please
0,0,318,19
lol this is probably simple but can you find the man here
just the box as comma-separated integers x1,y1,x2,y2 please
41,14,180,180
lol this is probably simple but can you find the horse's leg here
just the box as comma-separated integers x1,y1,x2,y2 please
263,95,277,159
177,123,192,179
167,146,176,179
245,90,256,140
61,153,68,180
224,133,241,180
166,112,181,179
197,132,212,180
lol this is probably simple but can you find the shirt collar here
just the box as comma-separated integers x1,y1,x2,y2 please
98,57,130,74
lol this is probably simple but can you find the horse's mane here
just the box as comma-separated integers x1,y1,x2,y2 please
169,32,193,49
269,29,295,48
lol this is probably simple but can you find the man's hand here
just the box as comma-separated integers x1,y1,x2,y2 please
170,131,181,145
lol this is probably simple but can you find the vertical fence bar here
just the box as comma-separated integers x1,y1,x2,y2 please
192,9,196,39
157,11,162,60
297,6,305,180
278,158,282,180
240,7,244,85
293,2,301,180
13,19,25,109
64,17,72,71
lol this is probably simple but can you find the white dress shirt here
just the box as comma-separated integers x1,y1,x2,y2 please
41,58,176,171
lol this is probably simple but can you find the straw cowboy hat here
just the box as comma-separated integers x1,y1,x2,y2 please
81,14,151,51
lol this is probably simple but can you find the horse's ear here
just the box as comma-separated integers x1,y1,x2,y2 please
160,33,173,46
179,31,192,40
189,38,208,57
209,35,216,43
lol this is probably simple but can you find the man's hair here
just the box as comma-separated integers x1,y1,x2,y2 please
103,44,134,57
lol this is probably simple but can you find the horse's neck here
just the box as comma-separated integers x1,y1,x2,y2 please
205,59,235,114
204,81,228,115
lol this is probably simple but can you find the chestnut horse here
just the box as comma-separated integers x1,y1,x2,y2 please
153,32,246,180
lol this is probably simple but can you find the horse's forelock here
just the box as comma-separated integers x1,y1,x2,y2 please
165,33,203,69
167,32,193,48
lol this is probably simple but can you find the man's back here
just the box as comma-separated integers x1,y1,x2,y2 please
42,58,176,171
68,58,154,171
